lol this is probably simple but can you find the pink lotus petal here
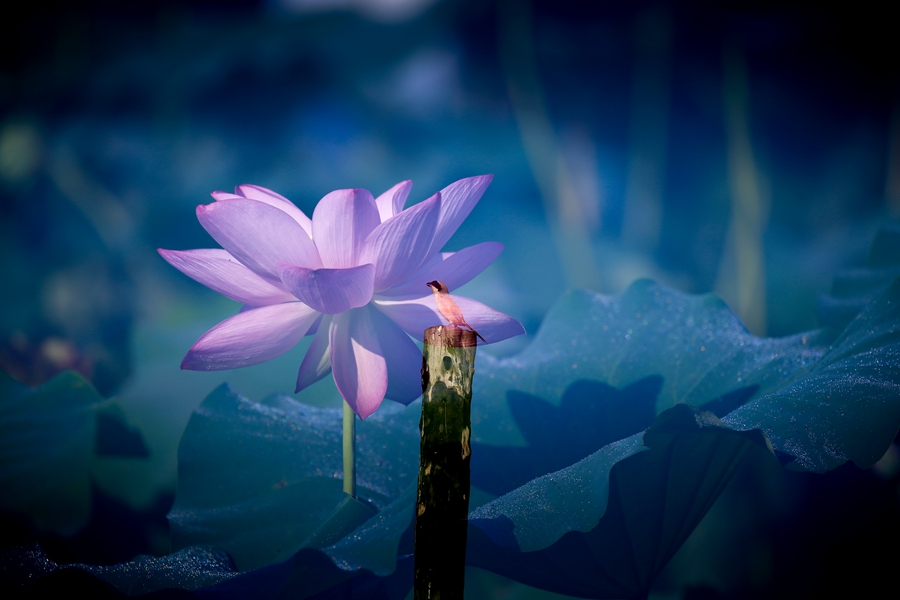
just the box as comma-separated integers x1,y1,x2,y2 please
296,314,332,392
428,174,493,255
379,241,504,298
235,184,291,203
329,308,388,419
312,188,380,269
235,184,313,237
305,313,323,336
211,191,242,201
359,191,441,291
158,248,295,306
373,293,524,344
374,180,412,222
369,308,423,405
182,302,319,370
278,263,375,315
197,199,322,281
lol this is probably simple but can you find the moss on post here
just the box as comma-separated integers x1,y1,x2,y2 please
415,325,477,600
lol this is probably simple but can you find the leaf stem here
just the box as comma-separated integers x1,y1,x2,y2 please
343,399,356,498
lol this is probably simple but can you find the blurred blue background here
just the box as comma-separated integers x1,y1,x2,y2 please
1,1,898,598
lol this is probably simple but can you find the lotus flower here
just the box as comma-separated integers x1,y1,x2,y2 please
159,175,524,418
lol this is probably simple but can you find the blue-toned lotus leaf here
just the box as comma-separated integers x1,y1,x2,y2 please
460,280,899,597
169,384,420,571
817,225,900,329
0,370,147,533
185,405,766,600
301,493,378,550
84,545,237,594
469,432,647,552
227,488,417,600
471,378,659,495
466,404,770,599
725,277,900,472
0,371,95,532
167,277,899,599
192,550,414,600
190,472,416,599
325,481,415,576
95,402,150,458
470,279,828,453
0,543,236,596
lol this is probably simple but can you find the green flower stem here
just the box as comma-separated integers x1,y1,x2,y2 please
343,399,356,498
415,325,477,600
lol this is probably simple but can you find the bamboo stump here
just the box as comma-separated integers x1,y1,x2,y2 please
415,325,477,600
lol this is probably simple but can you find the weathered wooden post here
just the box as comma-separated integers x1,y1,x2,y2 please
414,325,477,599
